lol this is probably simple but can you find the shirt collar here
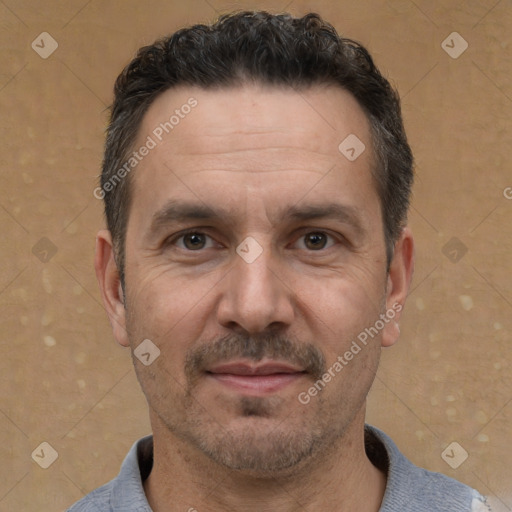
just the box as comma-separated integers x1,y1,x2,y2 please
111,426,393,510
111,434,153,511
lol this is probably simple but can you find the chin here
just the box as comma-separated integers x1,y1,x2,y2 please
187,404,335,477
199,427,319,476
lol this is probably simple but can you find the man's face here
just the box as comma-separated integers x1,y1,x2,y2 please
115,83,398,475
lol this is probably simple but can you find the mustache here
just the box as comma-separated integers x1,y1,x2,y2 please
184,332,327,383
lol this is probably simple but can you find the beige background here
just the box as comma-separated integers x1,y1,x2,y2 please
0,0,511,510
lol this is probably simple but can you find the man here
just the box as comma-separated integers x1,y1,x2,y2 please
69,10,492,512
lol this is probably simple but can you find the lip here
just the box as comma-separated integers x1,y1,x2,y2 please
208,361,304,375
206,361,306,395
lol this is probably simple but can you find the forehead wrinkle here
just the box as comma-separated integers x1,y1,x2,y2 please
152,150,336,177
156,149,337,177
160,137,340,159
182,168,327,175
173,146,334,156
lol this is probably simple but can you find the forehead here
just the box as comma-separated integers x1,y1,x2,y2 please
127,83,379,232
136,83,372,170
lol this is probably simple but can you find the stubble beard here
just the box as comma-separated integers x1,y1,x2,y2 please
129,319,381,477
151,368,372,478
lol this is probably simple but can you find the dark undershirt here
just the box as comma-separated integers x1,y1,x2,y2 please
136,426,390,483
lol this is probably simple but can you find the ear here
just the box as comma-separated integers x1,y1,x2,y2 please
94,229,130,347
381,226,415,348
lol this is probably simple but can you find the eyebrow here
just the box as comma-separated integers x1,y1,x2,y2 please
148,199,365,236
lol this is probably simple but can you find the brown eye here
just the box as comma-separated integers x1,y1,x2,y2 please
303,232,329,250
182,232,207,250
164,229,221,255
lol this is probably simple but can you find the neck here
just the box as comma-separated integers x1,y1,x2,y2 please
143,407,387,512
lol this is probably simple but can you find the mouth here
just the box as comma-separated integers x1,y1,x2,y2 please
205,360,307,395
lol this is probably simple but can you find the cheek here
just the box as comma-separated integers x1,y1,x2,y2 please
125,270,220,373
127,270,198,329
295,271,385,348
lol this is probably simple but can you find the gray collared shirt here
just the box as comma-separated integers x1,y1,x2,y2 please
66,424,492,511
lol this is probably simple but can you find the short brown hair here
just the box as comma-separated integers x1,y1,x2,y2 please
100,10,414,288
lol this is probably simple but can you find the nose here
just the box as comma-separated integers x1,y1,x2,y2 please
216,242,295,334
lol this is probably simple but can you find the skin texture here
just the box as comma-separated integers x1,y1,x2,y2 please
95,83,414,512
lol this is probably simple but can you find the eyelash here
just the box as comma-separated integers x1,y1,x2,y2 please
165,228,342,252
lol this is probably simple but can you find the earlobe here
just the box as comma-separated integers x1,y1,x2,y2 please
381,226,415,348
94,230,130,347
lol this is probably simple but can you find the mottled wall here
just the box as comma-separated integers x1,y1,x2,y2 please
0,1,510,511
